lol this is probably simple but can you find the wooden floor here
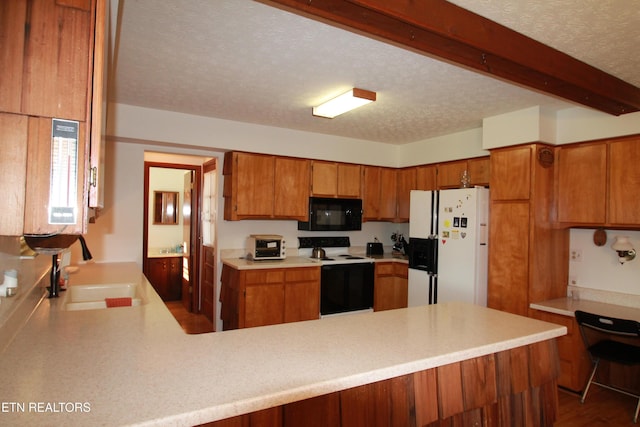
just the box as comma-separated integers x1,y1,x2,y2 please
556,386,638,426
164,305,639,425
165,301,214,334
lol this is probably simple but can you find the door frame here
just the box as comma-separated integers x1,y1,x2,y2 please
143,161,203,312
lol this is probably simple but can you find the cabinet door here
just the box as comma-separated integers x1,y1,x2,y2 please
168,257,182,301
468,157,490,186
274,157,310,220
0,1,27,114
362,166,381,220
311,162,361,198
22,0,92,120
284,282,320,323
532,310,591,392
415,165,436,190
245,283,285,327
437,161,467,189
490,147,531,201
0,113,28,236
234,152,275,218
284,268,320,323
557,143,607,224
609,138,640,225
311,161,338,197
147,258,171,301
379,167,398,220
244,269,285,328
374,262,408,311
337,163,361,198
363,166,397,221
488,202,530,316
395,168,416,222
24,117,87,234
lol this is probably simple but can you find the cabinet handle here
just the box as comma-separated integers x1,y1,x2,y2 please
89,166,98,187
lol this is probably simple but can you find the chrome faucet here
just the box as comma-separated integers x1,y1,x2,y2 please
48,236,93,298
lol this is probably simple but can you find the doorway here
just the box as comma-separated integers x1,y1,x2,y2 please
143,161,203,314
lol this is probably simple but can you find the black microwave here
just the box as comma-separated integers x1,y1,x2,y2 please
298,197,362,231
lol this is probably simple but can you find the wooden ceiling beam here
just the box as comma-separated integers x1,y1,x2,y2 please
263,0,640,115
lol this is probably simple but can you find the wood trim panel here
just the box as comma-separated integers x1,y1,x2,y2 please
204,340,561,427
0,113,28,235
265,0,640,115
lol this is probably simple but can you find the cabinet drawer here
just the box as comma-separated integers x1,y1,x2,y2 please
375,262,395,276
393,263,408,278
285,267,320,282
245,269,285,284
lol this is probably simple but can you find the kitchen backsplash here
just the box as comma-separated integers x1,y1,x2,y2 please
569,228,640,296
218,219,408,259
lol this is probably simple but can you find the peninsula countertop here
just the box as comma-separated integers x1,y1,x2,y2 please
530,297,640,322
0,262,565,426
221,253,408,270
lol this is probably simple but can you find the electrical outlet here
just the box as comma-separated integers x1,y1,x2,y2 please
570,249,582,262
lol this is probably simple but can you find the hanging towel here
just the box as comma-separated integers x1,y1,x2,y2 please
105,297,133,308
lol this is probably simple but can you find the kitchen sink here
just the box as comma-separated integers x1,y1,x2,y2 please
62,283,146,311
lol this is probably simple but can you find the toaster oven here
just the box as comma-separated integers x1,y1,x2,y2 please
246,235,286,261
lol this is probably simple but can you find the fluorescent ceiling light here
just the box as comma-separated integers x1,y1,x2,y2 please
312,88,376,118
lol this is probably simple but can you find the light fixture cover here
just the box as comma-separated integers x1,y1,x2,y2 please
312,88,376,118
611,235,634,252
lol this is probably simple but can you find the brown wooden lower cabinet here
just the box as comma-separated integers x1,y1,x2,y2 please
201,340,560,427
532,309,640,395
220,265,321,329
373,261,408,311
531,310,591,392
145,256,182,301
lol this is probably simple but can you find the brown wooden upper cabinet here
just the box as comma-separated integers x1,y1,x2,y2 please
415,164,437,190
436,157,490,189
437,160,468,189
222,151,490,224
467,157,491,187
223,152,310,221
608,137,640,225
310,161,361,198
395,167,416,222
557,142,607,224
0,0,108,236
490,147,531,201
362,166,397,221
557,135,640,227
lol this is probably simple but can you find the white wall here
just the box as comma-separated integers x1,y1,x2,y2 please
147,168,186,250
399,128,488,166
557,108,640,144
108,103,400,167
73,142,222,265
483,106,640,149
569,228,640,296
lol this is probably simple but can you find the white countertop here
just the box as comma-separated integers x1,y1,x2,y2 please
221,254,407,270
0,262,565,426
222,255,319,270
530,297,640,322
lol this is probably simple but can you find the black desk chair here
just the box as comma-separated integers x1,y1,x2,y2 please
575,310,640,423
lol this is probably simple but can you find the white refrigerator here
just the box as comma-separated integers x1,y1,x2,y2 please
407,187,489,306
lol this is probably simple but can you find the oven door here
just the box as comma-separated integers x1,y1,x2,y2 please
320,263,374,316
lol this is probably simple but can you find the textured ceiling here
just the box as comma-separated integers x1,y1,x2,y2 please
112,0,640,145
